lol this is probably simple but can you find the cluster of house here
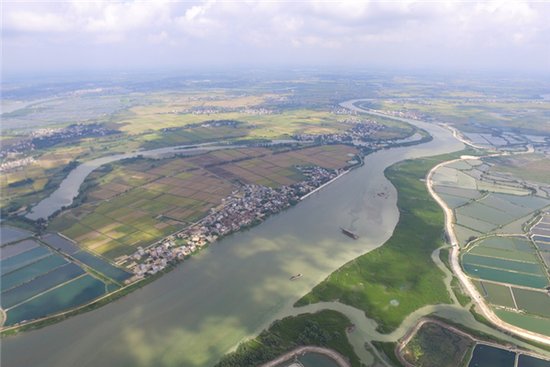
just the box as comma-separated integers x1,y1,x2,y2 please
1,123,116,160
128,166,343,277
0,156,35,173
292,118,384,145
186,106,274,115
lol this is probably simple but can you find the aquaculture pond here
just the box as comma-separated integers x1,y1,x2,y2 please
468,344,515,367
5,275,107,326
71,251,131,283
518,354,550,367
0,225,32,245
1,263,85,309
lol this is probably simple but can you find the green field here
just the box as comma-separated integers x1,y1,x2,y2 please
296,154,458,333
215,310,360,367
401,322,474,367
475,281,516,309
512,288,550,318
468,237,540,263
495,310,550,337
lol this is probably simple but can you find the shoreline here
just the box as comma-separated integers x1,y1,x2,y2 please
300,169,352,201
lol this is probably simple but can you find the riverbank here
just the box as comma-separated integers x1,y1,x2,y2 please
260,346,350,367
0,99,466,367
296,153,462,333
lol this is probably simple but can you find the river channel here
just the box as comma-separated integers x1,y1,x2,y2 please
4,100,464,367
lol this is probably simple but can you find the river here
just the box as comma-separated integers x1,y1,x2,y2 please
26,142,245,220
3,100,464,367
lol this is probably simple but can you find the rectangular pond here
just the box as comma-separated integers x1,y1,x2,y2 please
1,255,68,292
468,344,515,367
1,263,85,309
5,275,107,326
72,251,132,283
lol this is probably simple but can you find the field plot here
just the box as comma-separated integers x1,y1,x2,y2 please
468,344,515,367
50,145,357,260
474,281,515,308
463,236,549,289
495,310,550,337
511,288,550,318
433,158,550,246
401,322,474,367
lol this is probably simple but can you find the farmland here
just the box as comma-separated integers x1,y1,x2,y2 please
0,227,130,327
49,145,358,261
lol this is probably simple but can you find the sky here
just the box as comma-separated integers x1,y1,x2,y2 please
2,0,550,75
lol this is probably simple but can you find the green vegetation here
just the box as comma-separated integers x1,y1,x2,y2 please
215,310,360,367
371,341,402,367
495,310,550,337
296,154,457,333
401,322,474,367
451,277,472,307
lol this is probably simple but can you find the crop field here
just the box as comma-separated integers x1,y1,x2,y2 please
50,145,357,260
0,231,125,326
511,288,550,318
401,322,474,367
369,98,550,136
487,154,550,186
474,281,515,308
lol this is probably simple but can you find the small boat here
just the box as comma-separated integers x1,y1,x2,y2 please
340,227,359,240
290,273,303,281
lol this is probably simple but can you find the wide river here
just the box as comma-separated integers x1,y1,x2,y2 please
3,100,464,367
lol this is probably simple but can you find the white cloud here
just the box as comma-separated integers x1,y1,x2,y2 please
2,0,549,72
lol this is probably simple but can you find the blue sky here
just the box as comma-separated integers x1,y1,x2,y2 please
2,1,550,74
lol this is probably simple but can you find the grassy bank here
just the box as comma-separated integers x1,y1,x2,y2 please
296,154,458,333
215,310,361,367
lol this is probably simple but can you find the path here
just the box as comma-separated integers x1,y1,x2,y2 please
259,346,351,367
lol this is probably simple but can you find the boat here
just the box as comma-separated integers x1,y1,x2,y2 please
290,273,303,281
340,227,359,240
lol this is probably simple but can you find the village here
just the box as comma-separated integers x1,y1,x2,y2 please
292,117,384,145
124,165,347,279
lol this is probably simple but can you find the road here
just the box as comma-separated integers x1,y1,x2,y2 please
426,155,550,346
